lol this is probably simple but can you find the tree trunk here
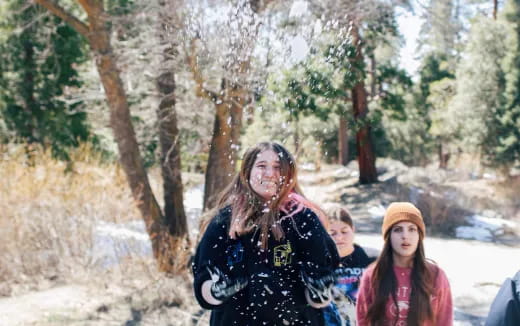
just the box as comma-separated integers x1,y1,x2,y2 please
203,102,236,210
370,53,376,100
493,0,498,20
157,78,188,238
34,0,182,273
197,0,263,210
156,0,188,241
200,73,249,211
438,141,450,169
339,116,349,165
351,25,378,184
89,12,180,272
21,37,38,143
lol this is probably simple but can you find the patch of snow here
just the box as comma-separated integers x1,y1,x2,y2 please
368,205,385,220
456,214,518,241
482,173,496,180
408,186,424,204
92,220,152,268
455,226,493,242
95,220,148,242
334,167,349,176
468,214,516,232
300,163,316,171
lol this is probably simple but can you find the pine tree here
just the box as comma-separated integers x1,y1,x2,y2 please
0,0,89,159
451,17,508,161
418,0,462,61
490,0,520,168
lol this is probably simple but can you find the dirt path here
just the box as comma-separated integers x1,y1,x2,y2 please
0,285,94,326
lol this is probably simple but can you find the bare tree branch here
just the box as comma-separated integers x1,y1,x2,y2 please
33,0,90,38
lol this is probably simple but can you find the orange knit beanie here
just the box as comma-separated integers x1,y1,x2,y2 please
382,202,426,239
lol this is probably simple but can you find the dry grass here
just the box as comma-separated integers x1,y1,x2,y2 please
0,143,145,295
0,143,203,326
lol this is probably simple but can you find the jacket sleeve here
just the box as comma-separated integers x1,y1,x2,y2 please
356,266,373,326
434,268,453,326
292,208,340,306
192,213,230,309
293,208,340,271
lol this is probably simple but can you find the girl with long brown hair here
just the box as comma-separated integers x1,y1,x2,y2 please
192,142,339,326
356,202,453,326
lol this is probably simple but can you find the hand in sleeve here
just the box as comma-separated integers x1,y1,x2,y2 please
301,269,335,308
192,211,248,308
207,265,248,301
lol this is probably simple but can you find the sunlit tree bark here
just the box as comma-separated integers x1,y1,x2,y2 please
34,0,187,273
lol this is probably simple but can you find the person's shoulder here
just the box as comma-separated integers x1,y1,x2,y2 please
286,206,320,224
350,245,375,267
353,244,370,259
426,261,449,284
204,206,232,234
292,206,318,217
363,262,376,275
214,205,232,222
359,263,375,285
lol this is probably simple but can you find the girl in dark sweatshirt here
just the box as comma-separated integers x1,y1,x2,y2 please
323,206,374,326
192,142,340,326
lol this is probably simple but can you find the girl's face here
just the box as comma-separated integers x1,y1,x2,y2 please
249,149,281,201
329,220,355,258
390,221,420,262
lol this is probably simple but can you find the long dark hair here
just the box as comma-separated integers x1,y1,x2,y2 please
214,142,324,249
366,230,438,326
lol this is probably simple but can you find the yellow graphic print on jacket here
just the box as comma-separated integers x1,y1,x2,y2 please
274,241,292,267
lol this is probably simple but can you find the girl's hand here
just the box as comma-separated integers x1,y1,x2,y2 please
207,266,248,301
301,270,335,305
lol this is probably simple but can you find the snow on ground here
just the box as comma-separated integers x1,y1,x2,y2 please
92,220,152,268
456,214,519,241
367,204,385,219
91,184,205,269
185,184,204,237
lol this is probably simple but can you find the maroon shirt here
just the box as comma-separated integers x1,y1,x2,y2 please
356,264,453,326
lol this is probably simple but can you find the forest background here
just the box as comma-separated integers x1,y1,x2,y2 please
0,0,519,325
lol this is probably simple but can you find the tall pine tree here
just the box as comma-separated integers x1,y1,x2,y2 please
491,0,520,168
0,0,89,159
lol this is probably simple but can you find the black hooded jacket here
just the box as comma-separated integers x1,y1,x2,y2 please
192,206,340,326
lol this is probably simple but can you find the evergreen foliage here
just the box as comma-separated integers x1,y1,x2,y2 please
491,0,520,167
451,17,508,156
282,37,411,150
0,0,90,159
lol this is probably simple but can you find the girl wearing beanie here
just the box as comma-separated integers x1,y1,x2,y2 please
356,202,453,326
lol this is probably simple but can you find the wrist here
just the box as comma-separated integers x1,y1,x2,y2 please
201,280,223,306
305,288,332,308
